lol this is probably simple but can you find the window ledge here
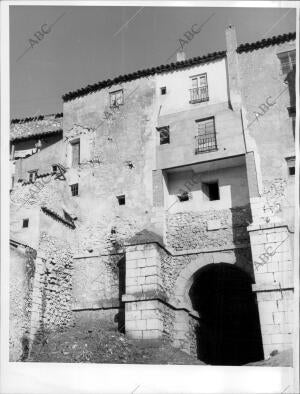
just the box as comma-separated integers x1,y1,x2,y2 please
195,147,218,155
189,98,209,104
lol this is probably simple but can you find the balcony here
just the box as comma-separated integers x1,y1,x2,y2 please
195,134,217,154
189,86,209,104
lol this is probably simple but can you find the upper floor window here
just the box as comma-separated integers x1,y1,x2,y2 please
110,89,124,108
278,50,295,75
70,183,79,196
28,170,37,182
71,140,80,167
157,126,170,145
160,86,167,95
189,73,209,104
195,117,217,154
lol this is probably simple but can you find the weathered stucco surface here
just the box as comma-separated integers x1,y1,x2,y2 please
9,28,295,363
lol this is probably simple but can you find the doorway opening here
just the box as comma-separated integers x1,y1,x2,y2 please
189,263,263,365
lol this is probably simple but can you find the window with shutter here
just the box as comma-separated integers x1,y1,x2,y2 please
278,50,296,75
189,73,209,103
110,89,124,107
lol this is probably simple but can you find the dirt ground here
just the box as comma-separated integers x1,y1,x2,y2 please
27,321,204,365
27,321,292,366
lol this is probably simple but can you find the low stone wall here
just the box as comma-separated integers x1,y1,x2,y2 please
72,254,124,309
71,253,125,331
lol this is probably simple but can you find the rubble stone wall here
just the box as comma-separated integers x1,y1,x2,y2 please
166,205,252,252
37,232,73,331
9,245,36,361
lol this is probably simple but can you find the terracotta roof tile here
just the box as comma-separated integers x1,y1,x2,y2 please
62,31,295,103
10,113,63,142
62,51,226,102
237,32,295,53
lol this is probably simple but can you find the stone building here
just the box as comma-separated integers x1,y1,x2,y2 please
9,26,296,365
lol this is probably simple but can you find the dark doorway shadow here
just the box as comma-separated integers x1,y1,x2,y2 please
189,263,264,365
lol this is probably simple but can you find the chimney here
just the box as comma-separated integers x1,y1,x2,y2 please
226,24,237,53
225,25,241,111
176,51,186,62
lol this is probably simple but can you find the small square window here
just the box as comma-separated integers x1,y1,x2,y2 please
52,165,58,173
203,182,220,201
70,183,79,196
23,219,29,228
117,195,125,205
289,167,295,176
160,87,167,95
157,126,170,145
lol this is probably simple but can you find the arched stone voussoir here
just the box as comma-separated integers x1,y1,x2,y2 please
173,252,237,309
212,251,236,264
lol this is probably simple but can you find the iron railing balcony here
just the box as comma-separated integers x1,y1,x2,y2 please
195,134,217,154
189,86,209,104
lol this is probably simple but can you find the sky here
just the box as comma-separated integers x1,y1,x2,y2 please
10,5,296,119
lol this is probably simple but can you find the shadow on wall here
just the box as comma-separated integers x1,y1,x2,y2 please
188,199,264,365
20,335,30,361
285,66,295,110
189,263,264,365
115,255,126,333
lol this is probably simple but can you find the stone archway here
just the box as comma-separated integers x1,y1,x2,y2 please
173,252,236,311
172,255,263,365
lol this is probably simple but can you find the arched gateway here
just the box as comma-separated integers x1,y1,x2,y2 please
123,241,264,365
172,259,264,365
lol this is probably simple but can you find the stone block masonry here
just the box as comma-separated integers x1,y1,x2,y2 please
248,222,294,358
122,239,253,358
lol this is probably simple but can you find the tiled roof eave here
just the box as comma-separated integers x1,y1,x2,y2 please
62,51,227,102
237,32,295,53
62,31,295,103
11,128,63,143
